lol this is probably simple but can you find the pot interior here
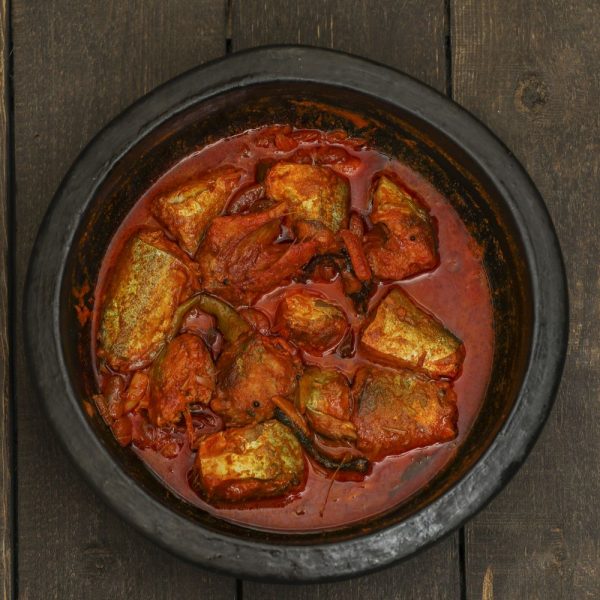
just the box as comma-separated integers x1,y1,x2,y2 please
59,82,533,544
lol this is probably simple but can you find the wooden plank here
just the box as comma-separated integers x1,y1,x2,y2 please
12,2,235,598
0,0,11,597
452,1,600,598
232,0,448,92
232,2,461,596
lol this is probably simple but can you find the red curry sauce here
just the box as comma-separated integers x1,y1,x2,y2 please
92,126,493,532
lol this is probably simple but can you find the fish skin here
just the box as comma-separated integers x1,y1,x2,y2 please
365,175,438,280
98,230,195,372
151,166,243,256
298,367,357,442
265,162,350,233
360,287,465,379
352,366,458,461
196,420,305,502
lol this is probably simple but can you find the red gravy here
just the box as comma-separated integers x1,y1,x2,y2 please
92,126,494,533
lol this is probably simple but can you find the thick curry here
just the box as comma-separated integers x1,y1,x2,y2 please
92,125,493,532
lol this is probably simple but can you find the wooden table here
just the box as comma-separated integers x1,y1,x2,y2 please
1,1,597,598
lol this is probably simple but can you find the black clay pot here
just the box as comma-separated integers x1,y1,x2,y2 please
24,46,568,582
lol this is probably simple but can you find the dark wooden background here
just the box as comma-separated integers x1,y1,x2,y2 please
1,1,598,598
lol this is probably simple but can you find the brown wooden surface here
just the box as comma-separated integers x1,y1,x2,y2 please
0,0,11,598
231,0,448,92
452,1,600,598
12,2,235,599
4,0,598,598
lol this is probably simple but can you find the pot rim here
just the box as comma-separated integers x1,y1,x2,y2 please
24,45,568,583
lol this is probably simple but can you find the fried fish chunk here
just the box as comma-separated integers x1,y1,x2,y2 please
210,334,302,427
98,230,197,372
297,367,356,441
274,291,349,354
151,166,243,255
352,366,458,460
149,333,215,426
195,420,305,502
364,175,438,280
360,288,464,379
196,206,317,305
265,162,350,232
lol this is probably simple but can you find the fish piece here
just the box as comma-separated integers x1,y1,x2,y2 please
274,291,349,355
360,288,464,379
151,166,243,255
98,229,197,371
273,402,369,473
196,206,317,305
195,420,305,502
352,366,458,460
364,175,438,280
149,333,216,426
210,334,302,427
197,207,282,303
265,162,350,232
297,367,356,441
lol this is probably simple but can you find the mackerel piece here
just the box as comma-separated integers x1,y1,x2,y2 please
297,367,356,442
352,366,458,460
365,175,438,280
152,166,242,255
195,420,305,502
360,287,464,379
98,230,194,371
265,162,349,232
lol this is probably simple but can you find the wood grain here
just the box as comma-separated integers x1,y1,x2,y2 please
232,1,461,596
452,1,600,598
0,1,11,597
232,0,448,92
10,1,599,597
12,2,234,598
